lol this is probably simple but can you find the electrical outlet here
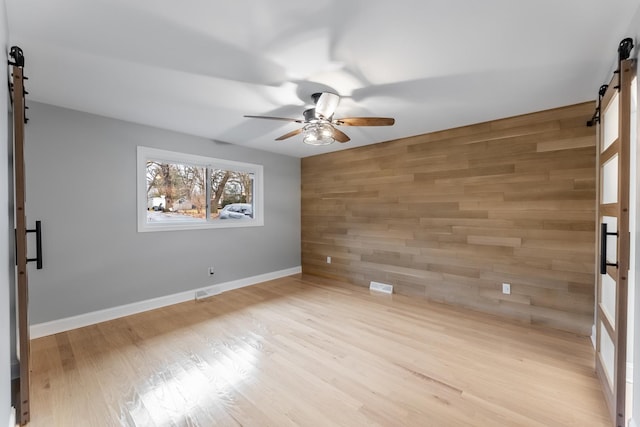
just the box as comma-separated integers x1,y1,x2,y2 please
327,256,331,264
208,267,215,276
502,283,511,295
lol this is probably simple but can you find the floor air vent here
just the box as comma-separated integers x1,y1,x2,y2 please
369,281,393,294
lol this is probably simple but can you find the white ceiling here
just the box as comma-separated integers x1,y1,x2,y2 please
6,0,640,158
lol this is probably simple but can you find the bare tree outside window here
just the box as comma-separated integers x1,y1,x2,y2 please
138,146,263,231
146,161,206,220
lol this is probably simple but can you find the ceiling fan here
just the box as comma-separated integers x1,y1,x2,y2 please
244,92,395,145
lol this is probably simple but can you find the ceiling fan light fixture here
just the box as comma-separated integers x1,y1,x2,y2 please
244,92,395,144
302,123,335,146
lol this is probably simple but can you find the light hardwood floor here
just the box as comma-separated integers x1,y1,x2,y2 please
29,274,609,426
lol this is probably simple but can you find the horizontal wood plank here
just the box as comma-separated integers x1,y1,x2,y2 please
302,102,596,334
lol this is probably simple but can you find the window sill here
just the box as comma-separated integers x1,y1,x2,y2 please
138,218,264,232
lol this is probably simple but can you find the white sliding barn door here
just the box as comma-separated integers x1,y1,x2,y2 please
595,59,634,427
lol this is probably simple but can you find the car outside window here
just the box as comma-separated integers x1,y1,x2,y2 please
137,146,264,232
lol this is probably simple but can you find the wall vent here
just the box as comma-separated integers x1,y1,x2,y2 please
369,281,393,294
195,287,222,301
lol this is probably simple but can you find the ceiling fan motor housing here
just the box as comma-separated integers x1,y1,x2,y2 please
311,92,323,104
303,108,319,122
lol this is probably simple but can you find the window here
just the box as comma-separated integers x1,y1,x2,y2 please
137,146,263,231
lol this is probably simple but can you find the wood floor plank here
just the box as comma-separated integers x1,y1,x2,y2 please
28,274,609,426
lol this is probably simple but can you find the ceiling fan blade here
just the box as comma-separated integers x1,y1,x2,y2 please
275,128,303,141
244,115,304,123
331,127,350,143
314,92,340,119
333,117,395,126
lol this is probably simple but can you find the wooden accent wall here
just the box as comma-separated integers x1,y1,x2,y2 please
301,102,596,334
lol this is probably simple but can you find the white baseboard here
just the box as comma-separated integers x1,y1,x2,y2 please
30,266,301,339
8,407,15,427
591,323,596,348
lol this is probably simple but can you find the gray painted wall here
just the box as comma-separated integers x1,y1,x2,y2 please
1,0,14,423
23,102,300,324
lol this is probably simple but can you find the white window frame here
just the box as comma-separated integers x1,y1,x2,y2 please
137,146,264,232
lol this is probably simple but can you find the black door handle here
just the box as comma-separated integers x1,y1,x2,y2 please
600,222,618,274
25,220,43,269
